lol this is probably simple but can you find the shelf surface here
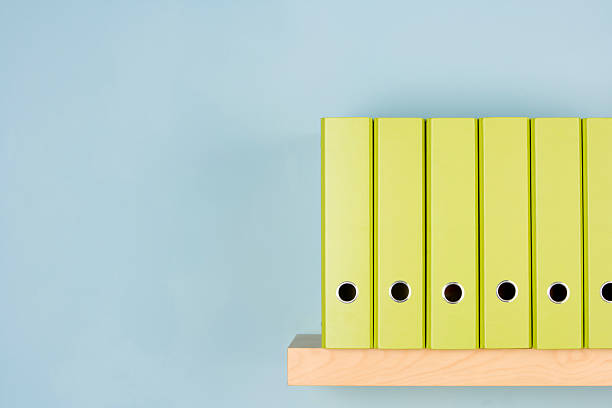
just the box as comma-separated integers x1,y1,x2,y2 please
287,334,612,386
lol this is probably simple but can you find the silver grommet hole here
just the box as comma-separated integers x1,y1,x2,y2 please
600,282,612,303
389,281,410,303
547,282,569,304
496,280,518,302
336,281,358,303
442,282,464,304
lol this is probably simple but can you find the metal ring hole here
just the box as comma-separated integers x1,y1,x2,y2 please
496,280,518,302
547,282,569,304
442,282,464,304
389,281,410,303
336,281,358,303
600,282,612,303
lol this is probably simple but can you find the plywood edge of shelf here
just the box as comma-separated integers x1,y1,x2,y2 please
287,334,612,386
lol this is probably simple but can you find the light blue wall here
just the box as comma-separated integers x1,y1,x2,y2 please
1,0,611,406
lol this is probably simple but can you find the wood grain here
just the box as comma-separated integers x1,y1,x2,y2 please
287,334,612,386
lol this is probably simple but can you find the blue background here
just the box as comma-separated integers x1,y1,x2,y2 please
1,0,612,406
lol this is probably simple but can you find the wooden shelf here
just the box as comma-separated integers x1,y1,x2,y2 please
287,334,612,386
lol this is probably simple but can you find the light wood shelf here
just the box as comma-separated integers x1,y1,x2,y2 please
287,334,612,386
